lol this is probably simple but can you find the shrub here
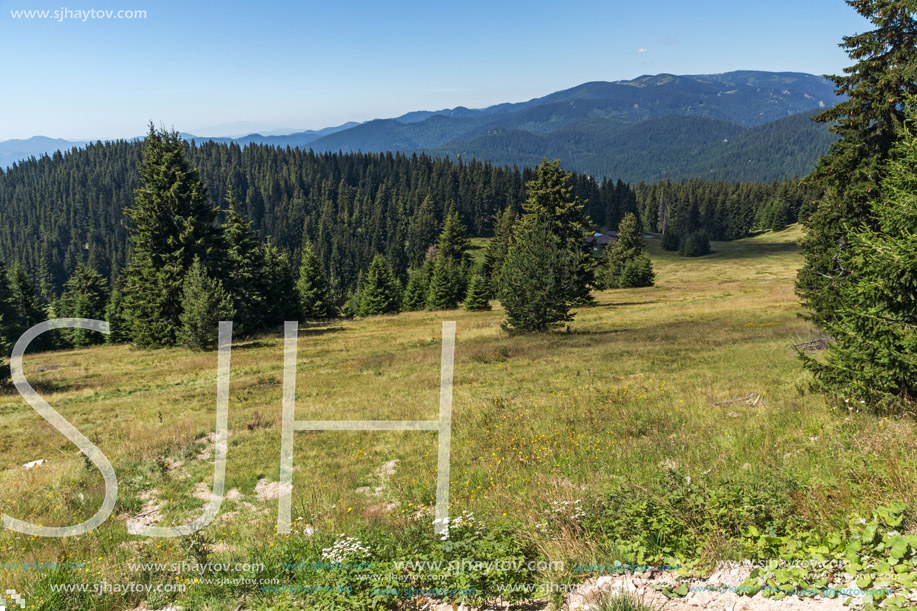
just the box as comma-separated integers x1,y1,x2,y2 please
620,254,656,288
681,231,711,257
661,231,681,251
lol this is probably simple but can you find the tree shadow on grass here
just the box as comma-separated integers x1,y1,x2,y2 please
709,240,800,260
600,300,658,308
300,325,344,338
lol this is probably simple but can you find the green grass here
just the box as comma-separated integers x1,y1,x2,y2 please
594,592,659,611
2,225,916,610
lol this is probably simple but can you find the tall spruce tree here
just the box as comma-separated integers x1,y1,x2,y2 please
499,218,577,333
257,243,300,329
7,264,53,351
222,191,266,333
358,255,401,316
481,206,517,297
178,258,235,351
802,115,917,411
426,255,463,310
0,264,14,385
104,288,131,345
436,210,471,264
523,160,595,304
296,241,334,319
123,125,224,347
425,211,471,310
797,1,917,326
408,195,439,266
57,264,111,347
0,262,20,348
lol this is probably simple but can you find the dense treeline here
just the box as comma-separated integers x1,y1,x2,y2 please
0,139,813,302
633,178,821,240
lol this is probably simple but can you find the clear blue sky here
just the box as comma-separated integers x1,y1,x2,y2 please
0,0,870,140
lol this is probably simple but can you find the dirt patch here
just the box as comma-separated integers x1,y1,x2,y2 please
194,430,231,461
362,502,398,519
192,482,213,502
376,459,399,477
255,478,291,501
126,499,163,531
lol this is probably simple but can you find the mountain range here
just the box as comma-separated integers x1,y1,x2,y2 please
0,71,840,182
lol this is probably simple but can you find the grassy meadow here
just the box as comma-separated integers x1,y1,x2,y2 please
2,225,915,610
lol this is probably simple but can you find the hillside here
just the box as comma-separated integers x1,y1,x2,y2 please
434,111,836,182
305,71,840,182
2,226,915,609
0,71,840,182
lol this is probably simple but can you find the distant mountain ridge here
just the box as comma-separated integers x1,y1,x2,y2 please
0,71,841,182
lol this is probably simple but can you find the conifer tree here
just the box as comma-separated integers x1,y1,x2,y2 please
257,243,300,328
524,160,589,244
341,271,364,319
803,116,917,411
57,264,110,347
602,213,654,288
424,211,471,310
104,288,131,344
0,316,9,386
0,262,20,348
620,255,656,289
436,210,471,265
481,206,516,296
426,255,463,310
296,241,334,319
798,1,917,326
523,160,595,304
500,219,577,333
222,191,265,333
464,269,492,311
123,125,224,347
0,265,13,385
769,191,791,232
178,258,235,351
402,265,431,311
681,230,711,257
408,195,439,266
358,255,401,316
7,264,44,335
661,230,682,252
7,264,53,350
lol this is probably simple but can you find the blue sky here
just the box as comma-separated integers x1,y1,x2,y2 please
0,0,870,140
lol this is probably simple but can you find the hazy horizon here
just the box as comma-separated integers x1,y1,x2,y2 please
2,0,869,140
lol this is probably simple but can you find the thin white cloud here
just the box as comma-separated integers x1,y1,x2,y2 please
637,48,648,54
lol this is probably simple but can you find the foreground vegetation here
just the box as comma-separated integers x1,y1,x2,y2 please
2,226,916,609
